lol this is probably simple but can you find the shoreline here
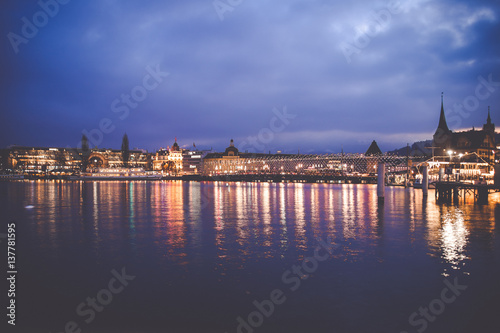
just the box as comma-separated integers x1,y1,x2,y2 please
0,173,401,185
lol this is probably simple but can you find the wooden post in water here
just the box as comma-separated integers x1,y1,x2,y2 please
495,164,500,188
377,163,385,202
422,165,428,197
478,186,488,204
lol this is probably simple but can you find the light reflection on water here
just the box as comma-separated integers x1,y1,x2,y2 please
3,180,500,333
14,181,500,268
440,209,469,276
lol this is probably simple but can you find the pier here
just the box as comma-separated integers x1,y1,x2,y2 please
435,181,500,203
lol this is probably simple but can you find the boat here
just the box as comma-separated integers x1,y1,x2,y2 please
76,168,162,180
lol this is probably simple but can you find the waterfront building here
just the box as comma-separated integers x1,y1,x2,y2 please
182,147,210,175
433,96,496,166
202,139,289,175
152,148,169,171
2,146,81,174
1,146,151,174
169,139,183,172
1,139,209,176
152,139,184,175
86,148,151,169
152,139,213,175
201,139,385,176
429,96,497,181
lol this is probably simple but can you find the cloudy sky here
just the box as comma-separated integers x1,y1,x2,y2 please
1,0,499,153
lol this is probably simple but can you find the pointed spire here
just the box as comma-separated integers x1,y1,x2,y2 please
437,92,450,132
483,105,495,133
365,140,382,156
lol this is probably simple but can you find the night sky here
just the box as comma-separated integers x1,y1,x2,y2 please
1,0,499,153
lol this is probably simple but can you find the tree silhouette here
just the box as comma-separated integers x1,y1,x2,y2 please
81,134,90,170
121,133,130,168
162,160,178,175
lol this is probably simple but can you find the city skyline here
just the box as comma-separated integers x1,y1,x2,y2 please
1,104,496,155
1,0,499,153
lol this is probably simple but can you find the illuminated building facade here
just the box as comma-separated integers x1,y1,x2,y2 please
86,148,151,169
1,146,150,174
152,139,210,175
201,139,395,176
182,149,208,175
433,97,496,166
169,139,183,171
3,146,82,174
152,139,183,174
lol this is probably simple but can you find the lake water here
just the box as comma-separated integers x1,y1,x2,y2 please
2,180,500,333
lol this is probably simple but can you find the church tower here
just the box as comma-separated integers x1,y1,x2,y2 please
483,106,495,134
433,93,451,151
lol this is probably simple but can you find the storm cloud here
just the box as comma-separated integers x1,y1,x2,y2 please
1,0,499,153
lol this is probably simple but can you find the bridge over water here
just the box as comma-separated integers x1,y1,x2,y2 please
200,154,425,184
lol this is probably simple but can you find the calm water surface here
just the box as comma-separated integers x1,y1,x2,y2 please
1,180,500,333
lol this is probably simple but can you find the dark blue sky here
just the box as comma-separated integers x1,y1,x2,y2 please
1,0,499,153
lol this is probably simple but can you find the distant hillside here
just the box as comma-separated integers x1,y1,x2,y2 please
389,132,499,156
388,140,433,156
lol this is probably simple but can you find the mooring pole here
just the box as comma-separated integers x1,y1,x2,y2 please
422,164,428,197
377,163,385,202
495,164,500,188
